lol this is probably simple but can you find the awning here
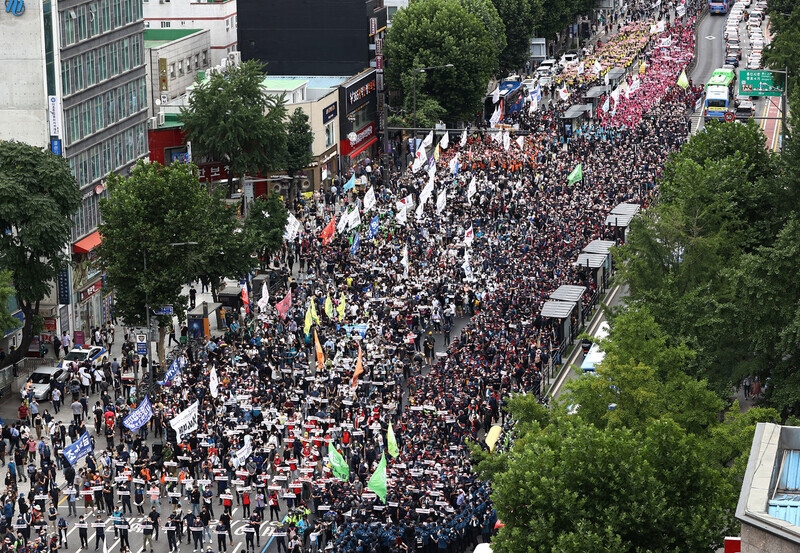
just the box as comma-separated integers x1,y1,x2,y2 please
540,300,576,319
349,136,378,159
549,285,587,303
73,231,102,254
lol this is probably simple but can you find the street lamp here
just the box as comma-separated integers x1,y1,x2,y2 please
140,241,198,400
412,64,455,131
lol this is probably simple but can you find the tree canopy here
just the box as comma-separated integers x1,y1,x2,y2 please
180,60,288,196
0,141,80,367
491,0,540,74
385,0,496,122
244,193,289,271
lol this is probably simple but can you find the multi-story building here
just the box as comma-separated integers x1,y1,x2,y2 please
143,0,237,66
144,28,211,116
1,0,150,342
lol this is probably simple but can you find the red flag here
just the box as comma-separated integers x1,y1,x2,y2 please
351,344,364,388
321,216,336,244
241,284,250,314
275,291,292,319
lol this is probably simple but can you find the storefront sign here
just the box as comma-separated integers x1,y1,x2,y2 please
340,122,375,157
322,102,338,124
43,317,57,332
197,162,230,183
345,71,377,112
59,305,69,334
57,269,70,305
48,96,62,137
50,139,62,156
79,279,103,303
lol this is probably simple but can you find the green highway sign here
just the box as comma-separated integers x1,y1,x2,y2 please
739,70,785,97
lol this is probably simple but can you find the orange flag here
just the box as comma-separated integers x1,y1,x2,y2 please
314,328,325,371
321,216,336,244
351,344,364,388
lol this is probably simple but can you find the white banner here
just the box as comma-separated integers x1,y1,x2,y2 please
170,401,199,442
363,186,376,212
210,367,219,398
283,213,302,241
233,436,252,468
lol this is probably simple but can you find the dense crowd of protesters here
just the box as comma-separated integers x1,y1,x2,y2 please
0,6,705,553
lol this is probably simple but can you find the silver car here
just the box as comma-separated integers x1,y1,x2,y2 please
22,366,68,400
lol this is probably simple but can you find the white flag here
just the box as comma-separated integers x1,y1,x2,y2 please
169,401,199,442
337,211,349,234
516,136,524,149
602,96,610,112
396,204,408,225
415,200,425,221
363,186,376,212
448,152,460,174
436,190,446,215
559,86,570,101
593,60,602,74
467,176,477,203
347,208,361,231
411,145,428,173
421,130,434,150
492,87,500,104
529,98,538,115
577,61,585,75
460,129,467,147
503,131,511,151
604,72,610,87
209,366,219,398
258,282,269,311
401,246,409,279
611,86,621,104
440,132,449,150
464,225,474,246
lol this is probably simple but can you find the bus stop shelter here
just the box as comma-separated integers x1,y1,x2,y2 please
584,86,606,110
576,252,608,290
583,239,616,275
549,285,587,328
541,299,579,351
606,67,627,88
561,104,592,137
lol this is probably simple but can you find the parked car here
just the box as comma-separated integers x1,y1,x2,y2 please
21,366,68,400
735,99,755,120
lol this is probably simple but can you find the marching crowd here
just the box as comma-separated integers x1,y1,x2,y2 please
0,6,704,553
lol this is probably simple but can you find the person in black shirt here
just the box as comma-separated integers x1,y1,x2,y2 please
148,507,160,542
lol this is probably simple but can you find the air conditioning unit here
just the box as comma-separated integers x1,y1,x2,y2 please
227,51,242,66
157,112,165,126
147,116,158,129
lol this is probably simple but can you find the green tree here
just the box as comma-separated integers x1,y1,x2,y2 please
0,141,80,367
244,194,289,271
180,60,288,197
194,189,258,310
0,271,21,341
385,0,496,121
491,0,540,74
459,0,507,64
285,107,314,200
98,161,210,365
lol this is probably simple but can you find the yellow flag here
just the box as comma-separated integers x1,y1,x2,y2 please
677,69,689,90
325,294,333,318
337,292,346,320
433,143,440,161
304,305,313,335
310,297,320,324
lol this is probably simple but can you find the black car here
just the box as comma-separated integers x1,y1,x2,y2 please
725,55,740,67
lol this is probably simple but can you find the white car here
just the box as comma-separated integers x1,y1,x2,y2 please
559,53,580,67
22,366,69,400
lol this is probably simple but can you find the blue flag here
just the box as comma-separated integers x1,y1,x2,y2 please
343,174,356,191
63,431,93,467
123,395,154,432
350,232,360,255
158,357,181,385
367,215,380,239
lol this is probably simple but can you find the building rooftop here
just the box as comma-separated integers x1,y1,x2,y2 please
737,423,800,545
260,79,308,91
266,75,351,90
144,29,205,49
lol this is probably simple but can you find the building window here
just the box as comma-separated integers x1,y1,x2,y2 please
116,87,125,120
201,50,208,67
139,77,147,109
94,96,104,132
185,57,192,73
325,122,335,148
178,60,183,75
102,140,112,174
109,41,119,76
60,60,71,95
62,10,76,46
169,63,175,79
100,0,110,32
121,38,130,71
105,91,115,125
123,0,132,24
68,108,80,145
160,21,170,28
81,101,92,138
98,46,107,81
112,0,121,28
194,54,199,69
76,6,87,40
85,52,96,86
88,3,99,36
131,35,142,67
73,58,84,92
225,17,230,31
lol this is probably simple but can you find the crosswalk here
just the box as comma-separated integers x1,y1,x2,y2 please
50,501,281,553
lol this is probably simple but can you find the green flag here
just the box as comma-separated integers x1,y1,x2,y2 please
328,446,349,482
677,69,689,90
367,453,388,503
567,163,583,185
387,422,399,457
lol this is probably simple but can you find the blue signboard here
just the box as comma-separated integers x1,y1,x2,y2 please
322,102,338,124
135,335,147,355
5,0,25,15
50,139,62,156
153,306,174,316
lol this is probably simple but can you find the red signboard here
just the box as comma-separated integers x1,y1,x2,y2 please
80,279,103,303
43,317,57,331
197,162,231,183
340,122,376,157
